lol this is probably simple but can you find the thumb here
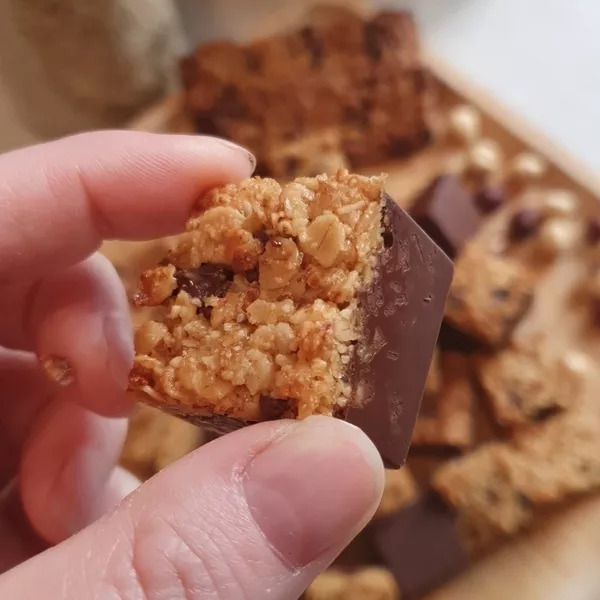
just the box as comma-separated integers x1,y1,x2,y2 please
0,417,384,600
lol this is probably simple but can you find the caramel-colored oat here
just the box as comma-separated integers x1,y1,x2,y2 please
131,171,385,422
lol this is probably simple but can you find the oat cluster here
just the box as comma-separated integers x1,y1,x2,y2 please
433,411,600,549
131,170,385,421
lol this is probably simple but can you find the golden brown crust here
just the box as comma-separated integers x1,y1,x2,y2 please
444,244,534,347
130,171,385,422
181,9,433,178
477,342,579,427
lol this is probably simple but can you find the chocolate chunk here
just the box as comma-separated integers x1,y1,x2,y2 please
587,216,600,245
475,185,505,214
345,196,454,468
438,322,484,354
372,493,469,598
244,268,259,283
410,175,480,259
259,396,295,420
174,264,234,300
244,50,262,72
299,26,324,68
508,209,542,241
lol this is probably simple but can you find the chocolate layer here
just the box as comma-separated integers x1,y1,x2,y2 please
345,196,454,468
410,175,479,260
372,492,469,598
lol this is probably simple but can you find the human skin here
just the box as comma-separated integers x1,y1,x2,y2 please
0,131,384,599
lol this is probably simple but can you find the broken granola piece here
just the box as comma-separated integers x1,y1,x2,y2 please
412,353,475,449
432,410,600,549
376,468,419,518
181,9,434,176
130,171,452,468
477,342,579,427
120,404,202,480
306,567,399,600
444,244,534,347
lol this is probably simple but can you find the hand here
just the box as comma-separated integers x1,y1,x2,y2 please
0,132,384,599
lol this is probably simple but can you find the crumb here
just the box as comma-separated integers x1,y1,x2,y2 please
41,356,74,387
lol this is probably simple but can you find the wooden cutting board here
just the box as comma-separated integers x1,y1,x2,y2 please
109,51,600,600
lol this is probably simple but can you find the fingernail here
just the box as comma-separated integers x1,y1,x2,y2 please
212,137,256,173
243,416,384,567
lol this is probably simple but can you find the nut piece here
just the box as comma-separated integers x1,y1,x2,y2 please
447,104,482,144
561,350,592,378
347,567,400,600
42,356,75,387
534,219,582,257
510,152,548,184
467,139,503,178
259,238,302,290
301,213,346,267
376,468,419,517
541,189,579,219
305,570,349,600
475,185,505,214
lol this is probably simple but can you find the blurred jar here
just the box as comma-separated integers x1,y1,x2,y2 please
0,0,184,139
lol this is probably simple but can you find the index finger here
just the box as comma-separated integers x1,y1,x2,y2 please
0,131,255,281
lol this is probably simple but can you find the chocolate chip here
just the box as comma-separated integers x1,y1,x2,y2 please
532,405,559,422
245,50,262,72
200,305,213,320
591,298,600,325
254,229,269,245
300,26,324,68
383,229,394,248
244,268,259,283
485,488,500,505
492,288,510,301
174,264,234,300
364,22,384,61
508,209,542,241
218,86,246,119
508,391,523,408
586,216,600,245
476,185,505,214
343,105,367,126
259,396,294,421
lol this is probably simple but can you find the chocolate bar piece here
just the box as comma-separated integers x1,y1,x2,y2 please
410,175,480,259
372,492,469,598
130,172,452,468
181,9,434,178
345,196,454,466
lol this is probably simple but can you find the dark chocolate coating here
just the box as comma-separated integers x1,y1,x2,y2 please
345,196,454,468
410,175,479,259
372,492,469,598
